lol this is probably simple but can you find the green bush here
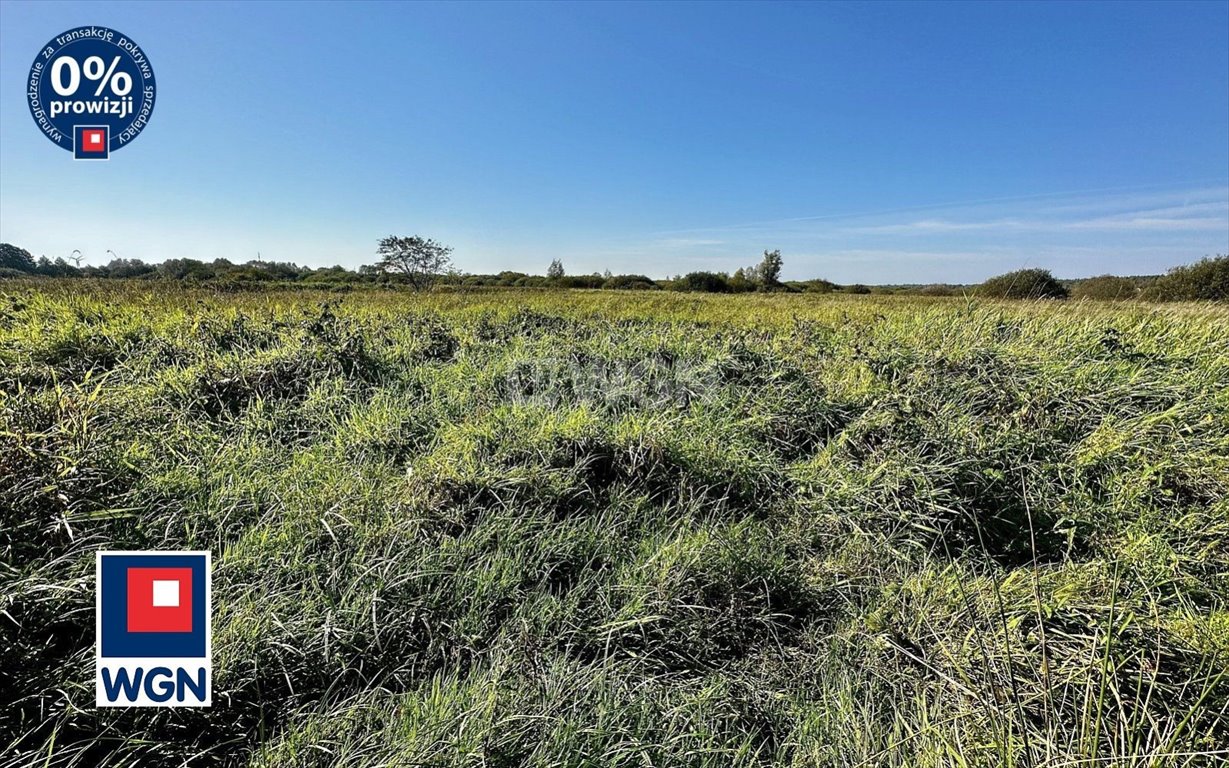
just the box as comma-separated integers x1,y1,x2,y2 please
673,271,731,293
1140,256,1229,301
787,279,838,294
602,274,658,290
554,275,606,289
1071,275,1139,300
978,268,1068,299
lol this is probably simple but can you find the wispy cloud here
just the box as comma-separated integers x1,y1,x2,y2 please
843,219,1025,234
848,207,1228,235
655,182,1229,238
1063,215,1227,232
652,237,726,248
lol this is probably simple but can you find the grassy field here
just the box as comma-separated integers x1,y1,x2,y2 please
2,282,1227,767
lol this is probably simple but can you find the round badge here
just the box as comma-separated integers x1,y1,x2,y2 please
26,26,156,159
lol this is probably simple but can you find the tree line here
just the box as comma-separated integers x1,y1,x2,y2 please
1,240,1224,300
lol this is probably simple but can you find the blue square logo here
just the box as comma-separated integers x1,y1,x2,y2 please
96,551,212,706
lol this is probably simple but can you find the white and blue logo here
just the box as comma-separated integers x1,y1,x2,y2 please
27,26,156,160
95,551,211,707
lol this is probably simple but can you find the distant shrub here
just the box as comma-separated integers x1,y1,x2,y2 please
917,284,958,297
301,266,357,284
158,258,215,280
0,267,32,279
727,271,757,293
555,275,605,289
216,267,277,285
674,271,731,293
843,284,871,295
33,256,81,278
103,257,156,278
787,279,838,294
1071,275,1138,300
978,268,1068,299
602,274,658,290
1139,256,1228,301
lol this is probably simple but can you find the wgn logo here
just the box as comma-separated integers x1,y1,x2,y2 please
96,551,211,706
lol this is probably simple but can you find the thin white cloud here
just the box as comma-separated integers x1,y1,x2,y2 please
843,219,1026,234
847,211,1227,235
652,237,726,247
1039,187,1229,216
639,184,1228,247
1063,215,1228,232
652,181,1229,236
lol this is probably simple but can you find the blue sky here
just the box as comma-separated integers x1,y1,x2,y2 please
1,0,1226,282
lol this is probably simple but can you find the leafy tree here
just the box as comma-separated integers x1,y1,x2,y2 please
756,249,783,286
0,243,36,273
36,258,79,278
547,259,565,280
728,268,755,293
375,235,454,289
978,268,1068,299
34,256,81,277
735,250,784,290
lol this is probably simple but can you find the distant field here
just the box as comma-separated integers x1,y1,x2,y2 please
2,283,1227,767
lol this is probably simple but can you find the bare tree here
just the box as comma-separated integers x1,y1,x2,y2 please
547,259,565,280
375,235,454,290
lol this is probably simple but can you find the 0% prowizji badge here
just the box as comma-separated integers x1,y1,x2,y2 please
26,25,156,160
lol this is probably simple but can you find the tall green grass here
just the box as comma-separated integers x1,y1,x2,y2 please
2,282,1226,766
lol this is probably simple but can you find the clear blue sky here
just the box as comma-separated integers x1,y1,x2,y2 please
1,0,1226,282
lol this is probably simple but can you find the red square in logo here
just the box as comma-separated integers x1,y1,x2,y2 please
81,129,107,153
127,567,193,633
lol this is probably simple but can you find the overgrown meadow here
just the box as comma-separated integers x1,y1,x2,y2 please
2,282,1226,767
